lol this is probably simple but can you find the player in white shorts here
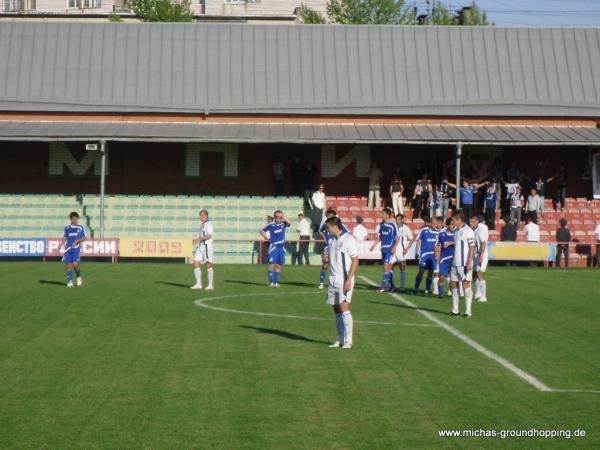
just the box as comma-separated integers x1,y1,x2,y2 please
325,216,359,350
470,215,489,302
450,211,476,318
191,209,215,290
393,213,413,292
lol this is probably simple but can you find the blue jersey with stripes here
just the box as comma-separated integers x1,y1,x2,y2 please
63,224,85,248
377,221,399,250
417,227,439,257
262,222,289,247
437,229,455,260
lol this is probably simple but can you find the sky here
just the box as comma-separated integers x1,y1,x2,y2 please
416,0,600,27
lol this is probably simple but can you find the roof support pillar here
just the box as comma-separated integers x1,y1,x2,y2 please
455,142,463,210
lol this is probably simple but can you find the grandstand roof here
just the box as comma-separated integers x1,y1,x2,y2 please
1,22,600,118
1,121,599,145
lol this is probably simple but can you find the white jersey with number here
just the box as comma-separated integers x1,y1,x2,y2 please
329,232,358,280
327,232,358,305
452,224,475,267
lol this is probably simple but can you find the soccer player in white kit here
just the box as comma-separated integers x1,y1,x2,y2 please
393,213,413,292
450,211,476,318
470,215,489,302
191,209,215,290
325,216,359,349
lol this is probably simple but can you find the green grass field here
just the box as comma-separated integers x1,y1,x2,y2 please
1,262,599,449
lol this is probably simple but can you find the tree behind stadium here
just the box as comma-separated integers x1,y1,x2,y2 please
128,0,194,22
299,0,491,26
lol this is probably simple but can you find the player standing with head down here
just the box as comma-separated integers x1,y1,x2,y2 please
470,215,489,302
191,210,214,290
450,211,476,318
408,216,439,295
260,210,291,287
393,213,413,292
60,212,86,287
436,217,455,299
325,216,359,349
318,209,347,289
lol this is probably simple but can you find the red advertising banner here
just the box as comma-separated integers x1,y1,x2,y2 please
46,238,119,257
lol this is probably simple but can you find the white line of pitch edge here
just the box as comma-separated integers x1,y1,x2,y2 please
194,291,439,327
359,275,555,392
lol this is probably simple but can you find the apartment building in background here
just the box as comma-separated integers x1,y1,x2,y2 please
1,0,327,22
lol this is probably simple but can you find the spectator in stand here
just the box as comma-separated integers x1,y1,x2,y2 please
509,187,524,226
555,218,571,269
272,157,286,196
534,175,553,219
310,184,327,231
447,179,487,220
367,161,384,208
430,185,442,218
525,188,543,223
500,215,517,242
301,161,318,207
483,184,498,230
554,165,568,212
352,216,369,241
439,176,452,219
504,179,520,215
596,222,600,268
524,214,540,242
413,175,432,220
389,172,404,216
290,154,303,196
296,213,311,266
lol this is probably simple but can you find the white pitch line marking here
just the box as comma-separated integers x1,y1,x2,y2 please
359,276,554,392
193,291,439,327
552,389,600,394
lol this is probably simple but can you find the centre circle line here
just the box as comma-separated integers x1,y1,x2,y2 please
193,291,439,327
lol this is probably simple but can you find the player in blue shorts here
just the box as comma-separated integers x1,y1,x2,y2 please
408,216,439,295
60,211,86,288
436,217,455,299
431,216,445,295
260,210,291,287
318,209,348,289
370,208,400,293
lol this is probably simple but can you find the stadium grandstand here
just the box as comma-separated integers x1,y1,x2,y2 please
1,22,600,265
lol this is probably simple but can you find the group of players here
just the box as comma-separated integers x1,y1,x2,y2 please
369,208,489,318
58,205,487,349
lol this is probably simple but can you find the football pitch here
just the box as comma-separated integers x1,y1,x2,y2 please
1,262,599,449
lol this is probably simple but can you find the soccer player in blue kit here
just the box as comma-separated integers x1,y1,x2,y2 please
408,216,439,295
60,211,86,288
436,217,455,299
260,210,291,287
370,208,400,293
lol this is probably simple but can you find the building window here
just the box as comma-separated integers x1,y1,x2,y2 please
223,0,246,3
68,0,101,8
3,0,36,11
